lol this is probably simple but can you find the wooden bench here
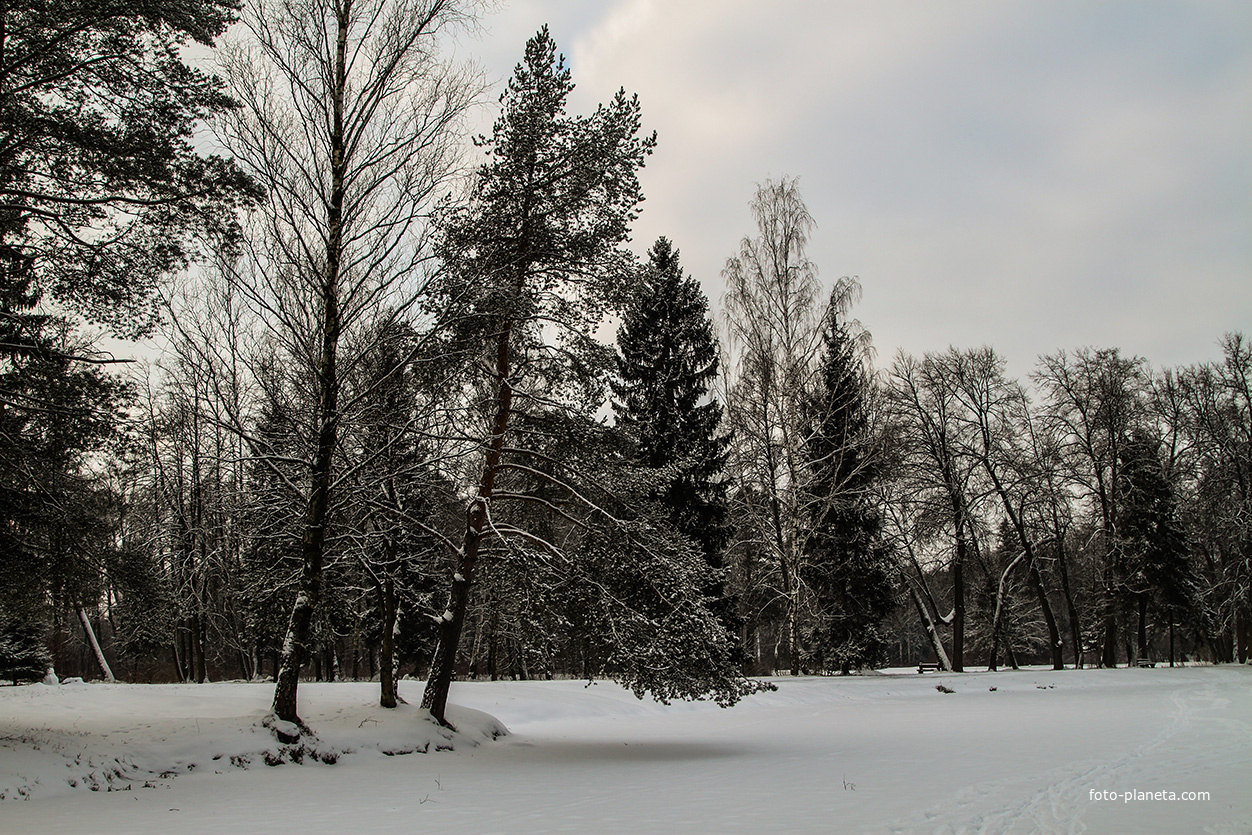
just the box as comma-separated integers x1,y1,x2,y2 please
917,662,942,673
1134,659,1156,668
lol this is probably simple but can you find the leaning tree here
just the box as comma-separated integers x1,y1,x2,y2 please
421,28,757,725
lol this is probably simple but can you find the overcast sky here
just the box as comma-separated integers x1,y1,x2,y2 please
457,0,1251,377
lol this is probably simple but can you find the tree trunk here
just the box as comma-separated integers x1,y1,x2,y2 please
78,608,115,682
379,577,398,708
981,458,1064,671
988,552,1026,672
1054,534,1084,668
271,8,348,729
1136,593,1149,663
1026,559,1063,671
764,454,798,676
351,632,359,681
191,611,207,683
788,567,801,676
1101,581,1118,668
904,573,951,670
468,614,486,680
1237,609,1249,664
422,321,516,725
988,608,1001,673
172,629,188,682
488,610,499,681
952,533,966,672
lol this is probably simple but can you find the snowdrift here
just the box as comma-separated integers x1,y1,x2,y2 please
0,680,504,801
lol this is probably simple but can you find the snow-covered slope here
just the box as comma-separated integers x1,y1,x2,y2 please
2,666,1249,833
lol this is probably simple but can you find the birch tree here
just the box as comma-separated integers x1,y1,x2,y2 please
721,177,823,675
210,0,478,731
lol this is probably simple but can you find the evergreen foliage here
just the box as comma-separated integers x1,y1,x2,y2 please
1117,431,1196,639
423,28,763,721
238,394,304,674
0,0,255,685
342,319,450,705
0,327,132,643
800,289,895,673
436,24,654,351
0,2,1243,702
0,0,260,342
422,26,657,721
0,604,50,683
612,237,731,568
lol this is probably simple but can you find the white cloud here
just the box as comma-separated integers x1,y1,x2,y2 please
569,0,655,87
467,0,1252,374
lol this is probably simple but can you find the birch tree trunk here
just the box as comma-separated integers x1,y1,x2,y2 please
270,3,348,727
904,576,951,670
78,608,116,683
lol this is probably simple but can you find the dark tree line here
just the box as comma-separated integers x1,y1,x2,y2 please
2,1,1247,751
1,0,257,684
718,179,1247,676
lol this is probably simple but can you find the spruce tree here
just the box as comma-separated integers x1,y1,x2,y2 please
612,238,730,568
800,286,895,673
0,326,133,673
1117,430,1194,662
0,603,51,683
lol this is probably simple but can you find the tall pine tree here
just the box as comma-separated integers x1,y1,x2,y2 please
422,30,759,723
800,283,894,673
612,238,730,568
420,26,657,723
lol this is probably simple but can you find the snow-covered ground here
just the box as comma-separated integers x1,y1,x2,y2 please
2,666,1249,834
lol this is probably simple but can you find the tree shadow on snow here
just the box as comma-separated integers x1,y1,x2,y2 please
504,738,749,764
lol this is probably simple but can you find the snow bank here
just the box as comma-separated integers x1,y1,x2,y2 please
0,681,504,802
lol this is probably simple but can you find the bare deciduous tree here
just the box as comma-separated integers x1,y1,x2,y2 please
1034,347,1148,668
208,0,480,731
884,351,984,672
721,177,823,675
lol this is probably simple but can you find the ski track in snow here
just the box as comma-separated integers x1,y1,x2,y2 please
883,676,1252,835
